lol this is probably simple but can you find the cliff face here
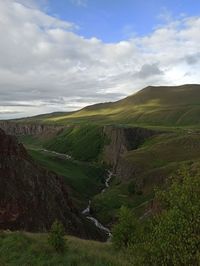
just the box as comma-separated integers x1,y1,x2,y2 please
0,121,160,185
0,122,159,177
102,126,158,172
0,121,64,135
0,129,105,240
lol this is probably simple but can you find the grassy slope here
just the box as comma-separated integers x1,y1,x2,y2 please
0,232,131,266
28,149,105,209
91,131,200,224
20,125,105,162
44,125,106,162
15,84,200,127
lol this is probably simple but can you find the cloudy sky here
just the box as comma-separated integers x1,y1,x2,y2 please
0,0,200,119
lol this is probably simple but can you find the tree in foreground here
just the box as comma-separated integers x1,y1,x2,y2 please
112,167,200,266
147,169,200,265
112,206,140,249
48,220,66,252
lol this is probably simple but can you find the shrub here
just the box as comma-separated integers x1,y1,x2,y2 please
112,206,139,249
147,169,200,265
48,220,66,253
113,167,200,266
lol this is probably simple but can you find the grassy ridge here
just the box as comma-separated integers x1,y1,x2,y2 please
0,232,131,266
15,84,200,127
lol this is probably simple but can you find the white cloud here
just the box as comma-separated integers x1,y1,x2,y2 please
0,0,200,118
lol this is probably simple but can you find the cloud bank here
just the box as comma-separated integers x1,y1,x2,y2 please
0,0,200,118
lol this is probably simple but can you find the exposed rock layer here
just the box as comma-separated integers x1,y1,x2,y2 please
0,121,64,135
102,125,158,172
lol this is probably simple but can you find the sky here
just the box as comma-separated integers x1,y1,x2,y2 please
0,0,200,118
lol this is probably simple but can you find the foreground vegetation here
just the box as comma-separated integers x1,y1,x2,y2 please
112,167,200,265
0,167,199,266
0,232,131,266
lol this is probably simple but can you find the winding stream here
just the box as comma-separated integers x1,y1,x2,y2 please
34,148,113,239
40,149,72,160
82,171,113,239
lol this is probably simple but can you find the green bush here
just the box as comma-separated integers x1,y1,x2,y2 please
112,206,140,249
113,167,200,266
147,169,200,265
48,220,66,253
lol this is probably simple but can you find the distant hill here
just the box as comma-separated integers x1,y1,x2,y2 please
12,84,200,127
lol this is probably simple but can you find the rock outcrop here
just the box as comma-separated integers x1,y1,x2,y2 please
0,121,64,136
102,126,158,171
0,129,106,240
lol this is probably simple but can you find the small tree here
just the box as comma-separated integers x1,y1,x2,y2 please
147,168,200,265
112,206,139,249
48,220,66,253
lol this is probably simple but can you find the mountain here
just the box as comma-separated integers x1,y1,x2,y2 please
13,84,200,127
0,129,105,240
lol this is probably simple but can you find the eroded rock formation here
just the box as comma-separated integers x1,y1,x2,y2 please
102,125,158,171
0,121,64,135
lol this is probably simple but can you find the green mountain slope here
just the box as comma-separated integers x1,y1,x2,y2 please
15,84,200,127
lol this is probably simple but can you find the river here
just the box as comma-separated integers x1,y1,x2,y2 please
82,170,113,239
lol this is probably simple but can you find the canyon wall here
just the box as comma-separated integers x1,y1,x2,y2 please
0,121,64,135
102,125,158,172
0,121,160,182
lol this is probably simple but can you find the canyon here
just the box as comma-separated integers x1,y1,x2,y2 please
0,121,159,174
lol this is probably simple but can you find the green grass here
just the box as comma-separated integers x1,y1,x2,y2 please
44,125,106,162
29,149,105,209
20,125,106,162
0,232,131,266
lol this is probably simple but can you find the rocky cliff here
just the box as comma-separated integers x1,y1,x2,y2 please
0,129,106,240
102,126,158,171
0,121,160,182
0,121,64,135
